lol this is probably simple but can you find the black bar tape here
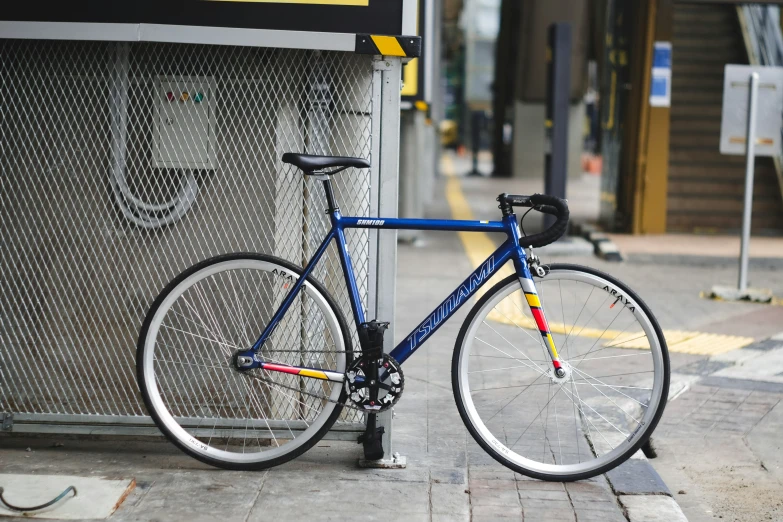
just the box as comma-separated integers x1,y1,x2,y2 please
518,194,570,249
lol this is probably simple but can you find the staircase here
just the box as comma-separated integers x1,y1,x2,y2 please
667,2,783,234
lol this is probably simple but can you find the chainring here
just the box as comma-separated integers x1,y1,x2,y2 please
344,354,404,413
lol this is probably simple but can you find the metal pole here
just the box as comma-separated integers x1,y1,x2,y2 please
544,23,572,230
374,57,403,464
738,72,760,292
469,110,483,176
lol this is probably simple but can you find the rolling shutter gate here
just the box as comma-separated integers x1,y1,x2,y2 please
668,2,783,234
0,40,383,437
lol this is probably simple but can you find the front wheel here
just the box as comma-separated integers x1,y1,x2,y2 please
452,264,669,481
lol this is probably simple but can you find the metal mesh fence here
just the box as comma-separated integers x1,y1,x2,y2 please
1,39,375,427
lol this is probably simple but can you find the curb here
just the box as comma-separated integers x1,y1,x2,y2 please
620,495,688,522
592,380,690,521
607,450,689,522
571,223,624,262
606,448,689,522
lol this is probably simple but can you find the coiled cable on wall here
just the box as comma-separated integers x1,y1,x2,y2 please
108,165,199,229
110,42,199,229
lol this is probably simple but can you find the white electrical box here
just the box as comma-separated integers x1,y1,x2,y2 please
153,76,216,169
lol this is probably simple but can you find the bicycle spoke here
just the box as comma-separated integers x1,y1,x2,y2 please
474,337,547,376
571,366,650,409
480,320,549,375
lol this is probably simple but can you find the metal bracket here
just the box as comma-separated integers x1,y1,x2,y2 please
373,58,393,71
1,413,13,431
358,451,407,469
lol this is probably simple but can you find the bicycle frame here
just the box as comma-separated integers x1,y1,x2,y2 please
237,180,563,381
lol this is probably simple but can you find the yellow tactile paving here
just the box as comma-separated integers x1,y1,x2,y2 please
440,154,756,356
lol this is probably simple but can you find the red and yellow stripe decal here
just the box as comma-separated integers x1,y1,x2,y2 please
259,362,343,382
520,277,562,369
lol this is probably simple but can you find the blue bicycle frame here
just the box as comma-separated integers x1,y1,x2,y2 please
237,179,562,380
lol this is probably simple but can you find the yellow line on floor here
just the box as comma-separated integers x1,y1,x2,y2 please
440,153,754,356
442,154,510,273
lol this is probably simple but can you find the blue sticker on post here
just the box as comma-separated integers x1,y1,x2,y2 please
652,42,672,69
650,41,672,108
651,76,668,97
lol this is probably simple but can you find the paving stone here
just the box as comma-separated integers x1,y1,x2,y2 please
514,477,567,490
742,339,783,351
573,510,628,522
469,488,522,507
564,482,614,501
469,468,518,481
252,512,430,522
127,472,265,522
700,376,783,394
430,467,467,485
431,483,470,515
619,495,687,522
522,508,576,522
469,479,518,490
471,504,524,520
570,499,622,512
605,459,671,495
518,499,573,511
432,514,470,522
249,478,430,517
676,359,733,375
516,488,570,500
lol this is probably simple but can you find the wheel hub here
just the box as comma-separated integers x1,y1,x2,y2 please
232,350,256,372
548,361,572,384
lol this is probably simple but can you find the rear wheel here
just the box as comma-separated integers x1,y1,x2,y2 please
137,253,352,470
453,264,669,481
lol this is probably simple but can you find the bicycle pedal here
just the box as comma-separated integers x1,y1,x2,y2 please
358,320,389,358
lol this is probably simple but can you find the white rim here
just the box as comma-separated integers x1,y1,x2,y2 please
142,258,346,464
457,269,665,477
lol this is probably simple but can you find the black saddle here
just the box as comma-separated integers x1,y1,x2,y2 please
282,153,370,173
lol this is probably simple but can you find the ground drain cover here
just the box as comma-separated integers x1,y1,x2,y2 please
0,475,135,519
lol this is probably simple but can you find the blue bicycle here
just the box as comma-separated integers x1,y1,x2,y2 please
137,153,669,481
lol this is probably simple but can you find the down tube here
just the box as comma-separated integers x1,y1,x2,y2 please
390,240,518,365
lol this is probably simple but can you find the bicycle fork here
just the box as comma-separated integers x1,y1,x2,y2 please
513,246,566,378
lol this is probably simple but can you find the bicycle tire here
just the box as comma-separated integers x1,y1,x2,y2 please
452,264,670,481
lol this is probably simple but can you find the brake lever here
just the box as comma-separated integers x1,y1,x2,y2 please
526,248,547,277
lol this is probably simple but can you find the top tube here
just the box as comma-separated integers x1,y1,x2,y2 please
338,215,508,233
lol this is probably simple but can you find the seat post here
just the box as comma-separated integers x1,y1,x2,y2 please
322,177,339,212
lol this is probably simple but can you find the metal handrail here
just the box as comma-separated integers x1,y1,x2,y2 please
738,4,783,202
741,5,783,67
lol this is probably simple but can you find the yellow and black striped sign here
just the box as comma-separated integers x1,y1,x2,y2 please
355,34,422,57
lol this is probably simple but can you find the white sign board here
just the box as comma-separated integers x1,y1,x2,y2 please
720,64,783,157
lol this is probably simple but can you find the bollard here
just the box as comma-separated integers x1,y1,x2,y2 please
544,23,571,231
